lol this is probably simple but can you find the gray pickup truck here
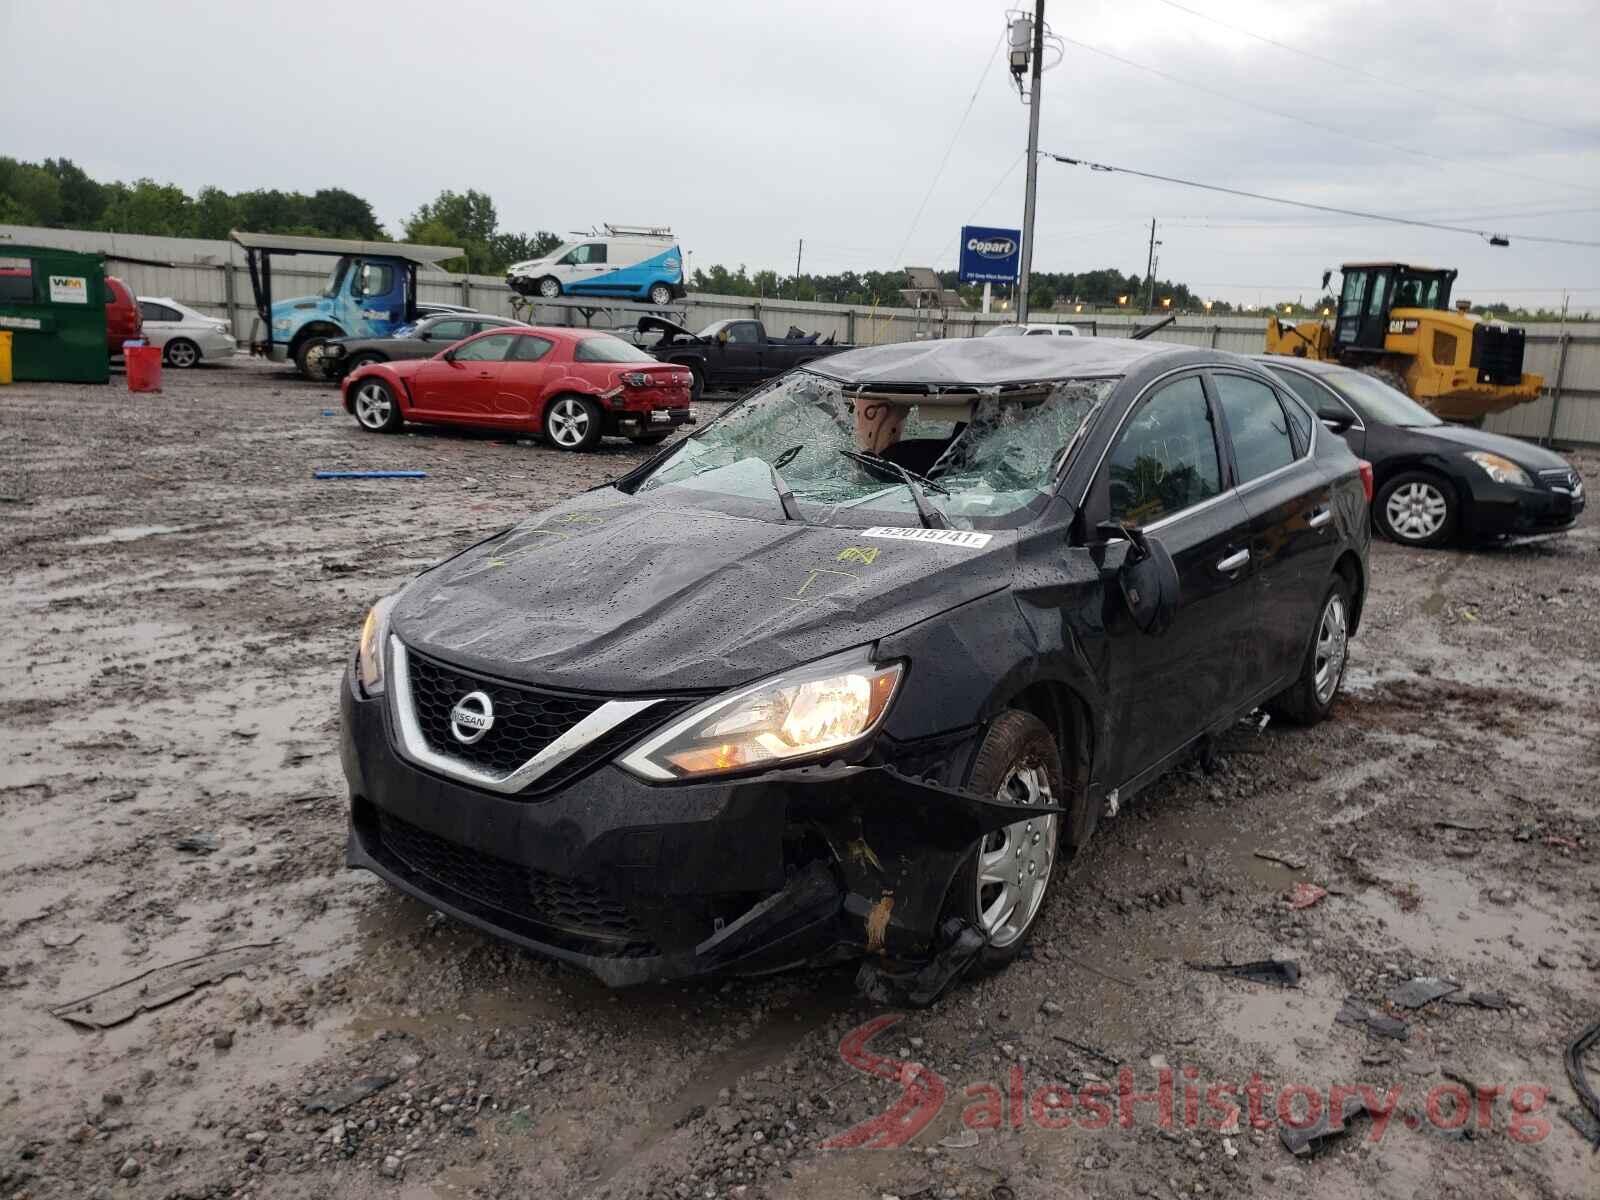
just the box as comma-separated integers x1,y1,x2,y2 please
639,316,851,399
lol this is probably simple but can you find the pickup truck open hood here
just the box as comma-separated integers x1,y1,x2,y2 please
390,491,1013,694
637,315,700,342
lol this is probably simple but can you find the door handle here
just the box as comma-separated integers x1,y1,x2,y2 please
1216,548,1250,573
477,371,492,378
1308,507,1333,529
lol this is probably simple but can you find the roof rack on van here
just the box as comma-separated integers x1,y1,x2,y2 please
604,224,674,238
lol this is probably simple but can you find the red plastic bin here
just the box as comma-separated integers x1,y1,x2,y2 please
125,344,162,393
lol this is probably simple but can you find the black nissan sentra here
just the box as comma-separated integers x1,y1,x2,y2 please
341,336,1370,996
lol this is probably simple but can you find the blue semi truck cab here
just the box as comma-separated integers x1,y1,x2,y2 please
231,230,464,376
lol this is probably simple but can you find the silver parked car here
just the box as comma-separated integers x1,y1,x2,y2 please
136,297,238,368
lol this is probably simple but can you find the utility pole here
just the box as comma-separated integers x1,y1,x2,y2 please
1016,0,1045,323
794,238,803,299
1143,218,1160,314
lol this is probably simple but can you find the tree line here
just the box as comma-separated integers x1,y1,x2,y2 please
1,160,1576,319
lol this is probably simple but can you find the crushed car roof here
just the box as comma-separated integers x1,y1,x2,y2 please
804,333,1187,387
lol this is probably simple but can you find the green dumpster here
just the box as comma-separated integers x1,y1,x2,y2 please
0,245,109,383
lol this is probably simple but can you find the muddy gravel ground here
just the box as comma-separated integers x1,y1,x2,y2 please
2,358,1597,1200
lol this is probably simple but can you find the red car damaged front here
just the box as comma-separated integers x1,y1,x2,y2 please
340,325,695,451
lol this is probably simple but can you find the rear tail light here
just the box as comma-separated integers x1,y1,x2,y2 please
1357,460,1374,503
620,371,690,389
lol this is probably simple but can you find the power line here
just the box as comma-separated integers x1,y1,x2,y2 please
1057,34,1600,197
892,30,1005,267
1044,151,1600,248
1151,0,1596,141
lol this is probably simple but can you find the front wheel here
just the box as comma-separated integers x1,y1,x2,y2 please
1269,577,1351,726
351,378,402,433
648,283,674,307
537,276,562,300
295,337,333,379
1376,470,1456,547
946,710,1063,972
164,338,200,369
543,395,603,451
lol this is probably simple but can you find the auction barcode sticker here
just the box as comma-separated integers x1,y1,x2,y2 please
861,526,993,549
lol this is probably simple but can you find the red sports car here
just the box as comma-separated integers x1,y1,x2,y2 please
341,326,695,452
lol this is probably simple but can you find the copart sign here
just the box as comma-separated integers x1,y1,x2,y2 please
958,225,1021,285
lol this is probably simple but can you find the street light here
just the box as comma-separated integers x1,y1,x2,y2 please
1117,295,1128,306
1161,297,1172,308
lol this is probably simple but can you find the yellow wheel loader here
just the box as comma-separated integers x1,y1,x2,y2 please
1264,263,1542,422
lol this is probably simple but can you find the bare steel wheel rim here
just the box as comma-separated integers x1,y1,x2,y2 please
167,340,198,368
1313,593,1348,706
548,398,589,447
538,277,561,299
975,762,1058,948
354,382,392,430
1385,481,1447,540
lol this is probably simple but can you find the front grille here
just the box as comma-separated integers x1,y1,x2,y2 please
407,650,606,776
377,811,655,955
1538,467,1582,494
1471,324,1526,385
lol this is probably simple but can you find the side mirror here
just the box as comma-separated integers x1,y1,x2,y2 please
418,331,431,341
1318,407,1355,433
1099,522,1178,636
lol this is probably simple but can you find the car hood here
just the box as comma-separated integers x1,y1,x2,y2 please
637,315,699,341
390,491,1015,693
1416,423,1573,472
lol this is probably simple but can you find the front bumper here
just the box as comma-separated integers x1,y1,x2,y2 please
340,673,1048,987
1461,473,1586,539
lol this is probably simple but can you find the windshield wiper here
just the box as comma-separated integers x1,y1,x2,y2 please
768,463,806,523
837,449,949,529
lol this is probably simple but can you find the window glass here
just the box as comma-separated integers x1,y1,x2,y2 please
353,262,395,298
560,243,607,266
427,319,471,341
1215,373,1296,483
1339,271,1365,318
1279,389,1314,455
636,373,1115,528
140,301,182,322
1106,376,1222,525
726,323,759,345
1365,271,1389,316
1325,370,1442,428
451,333,516,362
1026,327,1054,336
510,335,554,362
1268,366,1339,416
0,257,34,304
574,335,655,363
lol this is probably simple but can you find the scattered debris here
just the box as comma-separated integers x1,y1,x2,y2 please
1280,1094,1376,1157
1188,959,1301,989
939,1129,979,1150
1253,849,1308,871
1467,990,1509,1010
1334,996,1409,1041
1386,977,1460,1010
312,470,428,480
174,832,220,854
1543,835,1580,850
1051,1036,1121,1068
1434,819,1492,833
1286,882,1327,910
49,942,277,1029
304,1074,399,1115
40,931,83,949
1563,1018,1600,1151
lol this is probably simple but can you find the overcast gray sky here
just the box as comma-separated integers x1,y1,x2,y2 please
4,0,1597,307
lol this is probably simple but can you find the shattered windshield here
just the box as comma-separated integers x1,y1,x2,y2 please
632,370,1116,529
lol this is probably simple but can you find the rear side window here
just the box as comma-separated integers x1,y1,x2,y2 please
1279,391,1315,455
1215,373,1297,483
574,335,655,363
140,301,183,322
1107,375,1222,525
1026,328,1054,336
510,335,554,362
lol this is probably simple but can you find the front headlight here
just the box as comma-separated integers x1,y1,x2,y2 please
620,651,903,781
1465,451,1531,487
272,318,292,332
356,595,398,696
